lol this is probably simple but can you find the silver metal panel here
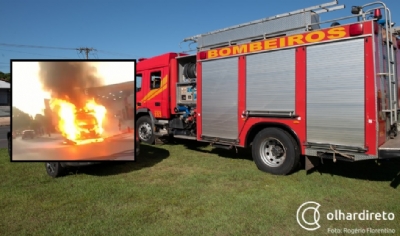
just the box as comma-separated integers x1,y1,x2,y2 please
310,13,320,30
197,12,315,50
306,38,365,147
246,49,296,112
201,58,238,139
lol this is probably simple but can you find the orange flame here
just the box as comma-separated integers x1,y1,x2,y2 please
50,98,106,142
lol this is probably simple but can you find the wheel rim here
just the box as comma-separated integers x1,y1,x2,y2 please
259,138,286,167
139,122,152,141
46,163,56,174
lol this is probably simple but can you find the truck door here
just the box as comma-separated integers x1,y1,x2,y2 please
147,69,165,119
136,73,145,109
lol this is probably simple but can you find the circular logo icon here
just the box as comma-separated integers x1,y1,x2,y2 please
296,201,321,231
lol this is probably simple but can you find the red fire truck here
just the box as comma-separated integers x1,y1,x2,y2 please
136,1,400,175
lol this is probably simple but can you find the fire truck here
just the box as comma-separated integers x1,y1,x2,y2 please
136,1,400,175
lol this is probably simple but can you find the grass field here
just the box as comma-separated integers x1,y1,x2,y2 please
0,140,399,235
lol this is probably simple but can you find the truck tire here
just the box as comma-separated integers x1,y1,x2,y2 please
252,127,300,175
45,162,66,178
136,116,155,144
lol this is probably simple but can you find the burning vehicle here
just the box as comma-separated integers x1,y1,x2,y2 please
38,61,107,144
36,61,138,177
50,98,107,145
74,111,102,139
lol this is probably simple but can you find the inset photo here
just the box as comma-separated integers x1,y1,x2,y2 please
11,60,137,162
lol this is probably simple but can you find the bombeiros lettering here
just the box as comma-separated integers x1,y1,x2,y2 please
207,27,347,59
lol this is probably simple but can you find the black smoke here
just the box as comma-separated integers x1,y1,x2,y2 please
38,61,104,108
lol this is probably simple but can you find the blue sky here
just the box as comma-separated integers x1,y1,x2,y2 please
1,0,400,74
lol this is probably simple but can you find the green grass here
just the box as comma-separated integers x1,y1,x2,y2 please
0,140,399,236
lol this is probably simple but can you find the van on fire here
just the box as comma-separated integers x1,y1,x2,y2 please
135,0,400,175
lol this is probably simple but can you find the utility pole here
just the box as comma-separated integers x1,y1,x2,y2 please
77,47,96,60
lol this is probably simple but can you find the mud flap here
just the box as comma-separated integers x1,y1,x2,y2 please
305,156,321,173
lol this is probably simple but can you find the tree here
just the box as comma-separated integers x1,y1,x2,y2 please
0,71,10,82
30,119,41,130
12,107,48,133
12,107,32,131
34,113,46,124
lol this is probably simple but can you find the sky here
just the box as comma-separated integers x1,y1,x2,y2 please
12,61,135,117
2,0,400,114
1,0,399,74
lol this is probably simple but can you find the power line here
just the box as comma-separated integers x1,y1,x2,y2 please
76,50,83,59
0,43,75,50
0,43,138,58
0,48,71,58
77,47,96,60
96,49,136,58
91,51,99,59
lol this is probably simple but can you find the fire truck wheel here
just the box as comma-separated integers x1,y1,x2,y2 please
45,162,66,178
252,128,300,175
136,116,155,144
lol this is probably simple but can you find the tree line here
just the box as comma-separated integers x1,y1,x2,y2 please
0,71,10,82
12,106,51,134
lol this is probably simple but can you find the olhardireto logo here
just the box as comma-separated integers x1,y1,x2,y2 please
296,201,321,231
296,201,396,234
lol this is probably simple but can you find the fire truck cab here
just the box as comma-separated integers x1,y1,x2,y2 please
136,1,400,175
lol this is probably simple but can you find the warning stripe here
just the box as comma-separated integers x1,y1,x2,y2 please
140,75,168,103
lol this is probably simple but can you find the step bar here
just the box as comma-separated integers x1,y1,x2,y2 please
378,135,400,159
